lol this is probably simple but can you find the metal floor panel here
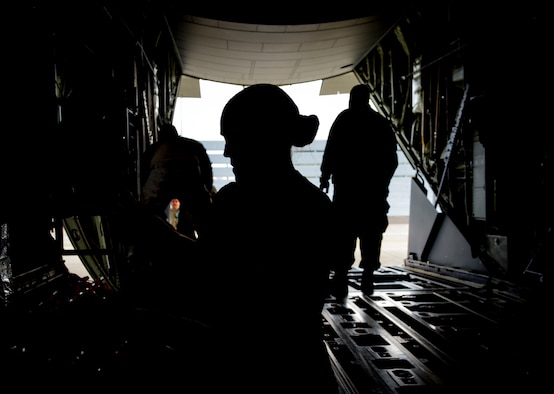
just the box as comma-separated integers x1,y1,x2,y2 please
324,266,549,393
2,264,549,392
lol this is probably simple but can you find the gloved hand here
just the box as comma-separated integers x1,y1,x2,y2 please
319,177,329,193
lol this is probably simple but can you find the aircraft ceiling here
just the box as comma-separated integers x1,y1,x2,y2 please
165,5,408,91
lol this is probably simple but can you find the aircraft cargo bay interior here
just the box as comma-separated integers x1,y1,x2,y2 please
1,1,551,392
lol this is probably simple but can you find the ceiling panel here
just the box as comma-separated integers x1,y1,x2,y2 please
168,13,399,88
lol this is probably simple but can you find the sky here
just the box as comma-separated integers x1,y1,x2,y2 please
172,79,350,141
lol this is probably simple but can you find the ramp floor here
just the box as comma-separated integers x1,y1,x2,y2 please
324,266,547,393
